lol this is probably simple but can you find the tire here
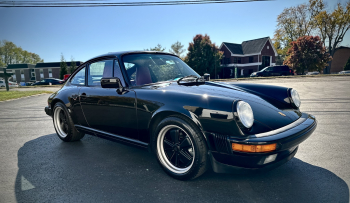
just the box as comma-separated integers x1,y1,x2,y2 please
53,102,85,142
152,116,208,180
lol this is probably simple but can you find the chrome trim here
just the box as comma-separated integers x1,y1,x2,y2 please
249,115,309,138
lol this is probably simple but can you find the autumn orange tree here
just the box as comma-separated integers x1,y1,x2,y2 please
283,36,331,74
184,34,223,78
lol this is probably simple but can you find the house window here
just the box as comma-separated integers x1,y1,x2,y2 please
249,57,254,63
233,58,237,63
20,70,25,80
40,69,44,79
267,46,270,49
237,58,241,64
48,69,52,78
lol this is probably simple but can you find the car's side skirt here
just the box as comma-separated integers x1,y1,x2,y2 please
75,125,149,150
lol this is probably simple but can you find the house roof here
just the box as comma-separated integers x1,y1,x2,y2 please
222,37,270,55
242,37,269,54
35,61,83,68
222,43,243,55
7,64,36,69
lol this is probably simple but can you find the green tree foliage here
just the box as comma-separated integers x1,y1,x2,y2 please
60,54,68,79
283,36,332,74
144,44,166,51
0,40,44,91
69,56,77,74
184,34,223,78
0,40,44,65
273,2,315,63
169,41,185,57
344,57,350,71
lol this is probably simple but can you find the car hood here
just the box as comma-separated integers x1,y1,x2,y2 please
148,81,301,130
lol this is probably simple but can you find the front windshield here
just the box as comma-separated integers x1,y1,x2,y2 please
122,54,200,86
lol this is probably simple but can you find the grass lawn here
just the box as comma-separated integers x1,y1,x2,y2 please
0,90,53,102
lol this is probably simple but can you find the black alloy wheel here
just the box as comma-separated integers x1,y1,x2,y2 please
153,116,208,180
160,126,194,171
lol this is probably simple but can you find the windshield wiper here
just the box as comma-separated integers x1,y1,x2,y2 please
177,75,205,86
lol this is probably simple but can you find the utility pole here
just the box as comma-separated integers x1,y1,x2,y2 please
4,68,9,91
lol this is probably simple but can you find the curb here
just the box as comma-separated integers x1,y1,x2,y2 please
0,93,50,103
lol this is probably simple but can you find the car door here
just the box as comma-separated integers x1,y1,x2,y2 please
66,66,89,126
263,67,272,76
42,79,50,85
79,59,138,139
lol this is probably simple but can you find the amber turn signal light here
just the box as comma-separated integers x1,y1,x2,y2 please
231,143,277,153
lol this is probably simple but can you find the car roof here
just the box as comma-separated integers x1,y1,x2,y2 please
86,51,178,62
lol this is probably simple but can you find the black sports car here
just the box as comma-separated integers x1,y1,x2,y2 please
45,51,317,180
33,78,64,85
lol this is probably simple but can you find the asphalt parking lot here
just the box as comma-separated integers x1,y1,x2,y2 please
0,76,349,203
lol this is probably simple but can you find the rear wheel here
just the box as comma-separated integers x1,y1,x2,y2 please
152,116,208,180
53,102,84,142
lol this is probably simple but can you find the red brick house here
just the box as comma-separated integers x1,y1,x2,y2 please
219,37,277,78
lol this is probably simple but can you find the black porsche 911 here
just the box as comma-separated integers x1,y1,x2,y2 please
45,51,317,180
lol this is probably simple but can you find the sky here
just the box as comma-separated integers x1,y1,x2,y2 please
0,0,349,63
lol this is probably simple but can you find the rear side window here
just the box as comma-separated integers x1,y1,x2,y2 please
71,67,86,85
273,66,280,71
281,66,289,71
88,60,113,86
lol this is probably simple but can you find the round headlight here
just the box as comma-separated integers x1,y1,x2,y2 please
290,89,301,108
237,101,254,128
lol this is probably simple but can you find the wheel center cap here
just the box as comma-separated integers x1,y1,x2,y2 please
174,145,180,152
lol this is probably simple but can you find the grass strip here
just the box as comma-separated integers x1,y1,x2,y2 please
0,91,53,102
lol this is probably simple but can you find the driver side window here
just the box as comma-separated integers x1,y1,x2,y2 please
88,60,113,86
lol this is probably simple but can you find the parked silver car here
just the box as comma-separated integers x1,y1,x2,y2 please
339,70,350,74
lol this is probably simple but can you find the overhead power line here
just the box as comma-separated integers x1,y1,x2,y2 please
0,0,270,7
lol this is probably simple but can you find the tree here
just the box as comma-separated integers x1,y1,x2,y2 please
69,56,77,74
344,57,350,71
273,2,316,63
283,36,332,74
60,54,68,79
169,41,185,57
144,44,166,51
184,34,223,78
310,0,350,73
0,40,44,91
273,0,350,69
0,40,44,65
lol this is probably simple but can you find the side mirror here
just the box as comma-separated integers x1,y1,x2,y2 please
101,77,122,88
101,77,127,94
203,73,210,81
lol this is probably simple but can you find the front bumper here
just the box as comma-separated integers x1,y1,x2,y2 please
206,113,317,173
45,106,52,117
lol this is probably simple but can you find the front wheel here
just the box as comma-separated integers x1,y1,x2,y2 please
152,116,208,180
53,102,85,142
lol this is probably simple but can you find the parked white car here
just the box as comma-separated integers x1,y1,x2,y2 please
306,71,320,75
0,80,19,87
339,70,350,74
